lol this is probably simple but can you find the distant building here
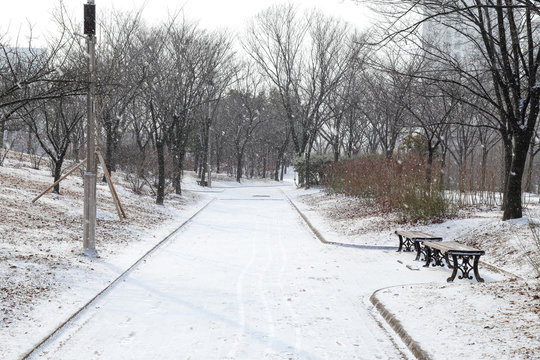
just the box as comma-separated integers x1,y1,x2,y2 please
421,4,472,63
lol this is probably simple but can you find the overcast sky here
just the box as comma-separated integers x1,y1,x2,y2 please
0,0,373,47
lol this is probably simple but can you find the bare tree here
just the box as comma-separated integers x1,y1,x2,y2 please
359,50,414,158
219,64,266,182
245,5,354,187
96,10,145,178
137,25,173,205
22,96,84,193
359,0,540,219
167,26,234,191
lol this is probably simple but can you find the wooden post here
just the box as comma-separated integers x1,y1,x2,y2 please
32,159,87,203
97,150,126,220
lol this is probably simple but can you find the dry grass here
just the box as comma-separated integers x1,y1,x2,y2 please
0,151,200,329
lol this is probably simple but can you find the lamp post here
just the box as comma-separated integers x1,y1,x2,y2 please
82,0,97,256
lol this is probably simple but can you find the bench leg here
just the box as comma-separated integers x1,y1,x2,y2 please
397,235,404,252
473,255,485,283
447,254,459,282
398,236,414,252
432,249,445,267
444,252,453,269
423,247,432,268
448,254,484,282
414,241,422,260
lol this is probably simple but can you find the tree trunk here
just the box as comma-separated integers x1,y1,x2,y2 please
274,153,281,181
333,139,339,163
156,140,165,205
236,152,243,183
305,146,313,189
176,150,185,196
53,158,64,194
0,120,5,149
469,151,475,192
262,150,267,179
503,135,530,220
27,125,33,155
426,146,434,186
103,127,115,182
194,149,199,173
501,137,513,211
71,132,80,162
216,149,221,174
480,148,488,191
172,167,180,195
200,122,210,184
249,157,255,178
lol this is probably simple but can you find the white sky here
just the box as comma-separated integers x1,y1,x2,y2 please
0,0,373,47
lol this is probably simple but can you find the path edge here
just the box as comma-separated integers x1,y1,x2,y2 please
281,189,396,250
369,288,431,360
20,197,216,360
283,188,525,360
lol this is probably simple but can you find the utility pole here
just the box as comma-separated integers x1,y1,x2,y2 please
83,0,97,256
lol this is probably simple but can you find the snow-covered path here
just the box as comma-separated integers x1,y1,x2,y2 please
32,185,443,360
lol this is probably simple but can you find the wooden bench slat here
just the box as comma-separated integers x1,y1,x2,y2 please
395,230,441,240
424,241,484,254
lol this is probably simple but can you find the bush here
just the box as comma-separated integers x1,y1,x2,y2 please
325,154,455,223
526,220,540,278
293,154,333,186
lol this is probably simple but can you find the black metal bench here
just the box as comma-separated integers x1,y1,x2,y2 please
197,180,208,187
423,241,485,282
395,230,443,260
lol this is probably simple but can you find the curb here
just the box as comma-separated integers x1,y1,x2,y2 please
370,289,431,360
281,190,396,251
21,198,216,360
282,188,526,360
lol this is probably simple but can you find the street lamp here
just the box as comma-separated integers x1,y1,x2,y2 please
82,0,97,256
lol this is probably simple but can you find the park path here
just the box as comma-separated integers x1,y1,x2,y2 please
32,185,440,359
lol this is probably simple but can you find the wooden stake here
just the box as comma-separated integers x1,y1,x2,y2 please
96,151,126,220
32,158,87,203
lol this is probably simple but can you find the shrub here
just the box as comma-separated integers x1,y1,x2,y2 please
325,154,455,223
293,154,333,186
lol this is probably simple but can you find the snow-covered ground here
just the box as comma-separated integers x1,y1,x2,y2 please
1,155,539,359
28,185,431,359
289,187,540,359
0,152,211,359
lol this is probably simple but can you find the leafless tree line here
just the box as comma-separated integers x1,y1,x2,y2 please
354,0,540,220
1,1,539,220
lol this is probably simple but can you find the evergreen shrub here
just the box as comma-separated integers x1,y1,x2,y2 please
293,154,333,186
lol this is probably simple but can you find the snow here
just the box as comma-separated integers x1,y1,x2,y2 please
290,187,539,359
1,157,539,359
374,281,539,359
0,153,209,359
28,185,440,360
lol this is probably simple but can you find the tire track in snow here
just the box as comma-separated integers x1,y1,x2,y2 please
225,212,259,359
275,199,303,355
258,208,276,356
